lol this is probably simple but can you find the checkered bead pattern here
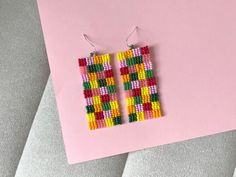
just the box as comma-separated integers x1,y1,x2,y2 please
117,46,162,122
78,54,121,130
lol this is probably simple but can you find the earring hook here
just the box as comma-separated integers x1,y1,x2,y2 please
83,34,96,57
125,26,138,49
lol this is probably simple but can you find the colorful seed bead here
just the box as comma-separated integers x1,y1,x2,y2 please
117,46,162,122
78,54,122,130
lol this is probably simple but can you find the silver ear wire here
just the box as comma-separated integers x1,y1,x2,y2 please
83,34,96,57
125,26,138,49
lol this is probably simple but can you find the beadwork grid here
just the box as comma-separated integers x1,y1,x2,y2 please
117,46,162,122
78,54,121,130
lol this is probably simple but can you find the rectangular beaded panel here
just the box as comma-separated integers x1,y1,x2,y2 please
117,46,162,122
78,54,121,130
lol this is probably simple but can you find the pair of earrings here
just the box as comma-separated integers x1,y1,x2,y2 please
78,27,162,130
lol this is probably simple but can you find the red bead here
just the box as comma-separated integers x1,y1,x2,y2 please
140,46,149,55
120,67,129,75
95,111,104,120
84,89,93,98
78,58,87,66
133,88,141,96
104,69,113,78
147,77,156,86
101,94,110,102
143,102,152,111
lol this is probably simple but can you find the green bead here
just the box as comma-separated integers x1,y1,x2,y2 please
138,56,143,64
127,58,131,66
94,64,99,71
102,102,111,110
129,113,137,122
107,85,116,93
124,82,131,90
146,70,154,78
133,57,137,64
134,96,142,104
96,64,103,72
100,64,104,71
86,105,95,113
113,116,122,125
151,93,159,102
127,58,134,66
87,65,93,72
98,79,106,87
130,57,135,65
83,82,91,89
130,72,138,81
134,56,142,64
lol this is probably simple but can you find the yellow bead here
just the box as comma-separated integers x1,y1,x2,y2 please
137,112,144,121
113,101,118,109
87,113,95,122
102,54,110,63
152,102,160,110
138,71,146,80
105,118,114,127
90,80,98,88
126,98,130,106
127,97,135,106
141,86,149,96
94,104,102,112
117,52,125,60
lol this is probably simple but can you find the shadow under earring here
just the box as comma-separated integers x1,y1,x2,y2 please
78,34,122,130
117,27,162,122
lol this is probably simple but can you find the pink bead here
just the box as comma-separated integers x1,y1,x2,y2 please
101,119,105,127
91,88,98,96
110,93,117,101
82,74,89,82
136,104,143,112
86,57,93,65
131,80,139,89
99,87,108,95
125,90,133,97
86,97,93,105
120,60,127,67
129,65,136,73
149,85,157,94
143,54,151,61
97,72,104,79
136,48,141,56
139,80,147,87
104,110,111,118
132,48,138,57
145,111,152,119
97,120,105,128
80,66,86,75
144,61,152,70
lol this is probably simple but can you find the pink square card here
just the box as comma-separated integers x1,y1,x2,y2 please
37,0,236,164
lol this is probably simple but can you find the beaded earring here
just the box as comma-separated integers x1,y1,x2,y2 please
78,34,121,130
116,27,162,122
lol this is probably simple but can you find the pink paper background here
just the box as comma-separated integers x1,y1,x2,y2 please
37,0,236,164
